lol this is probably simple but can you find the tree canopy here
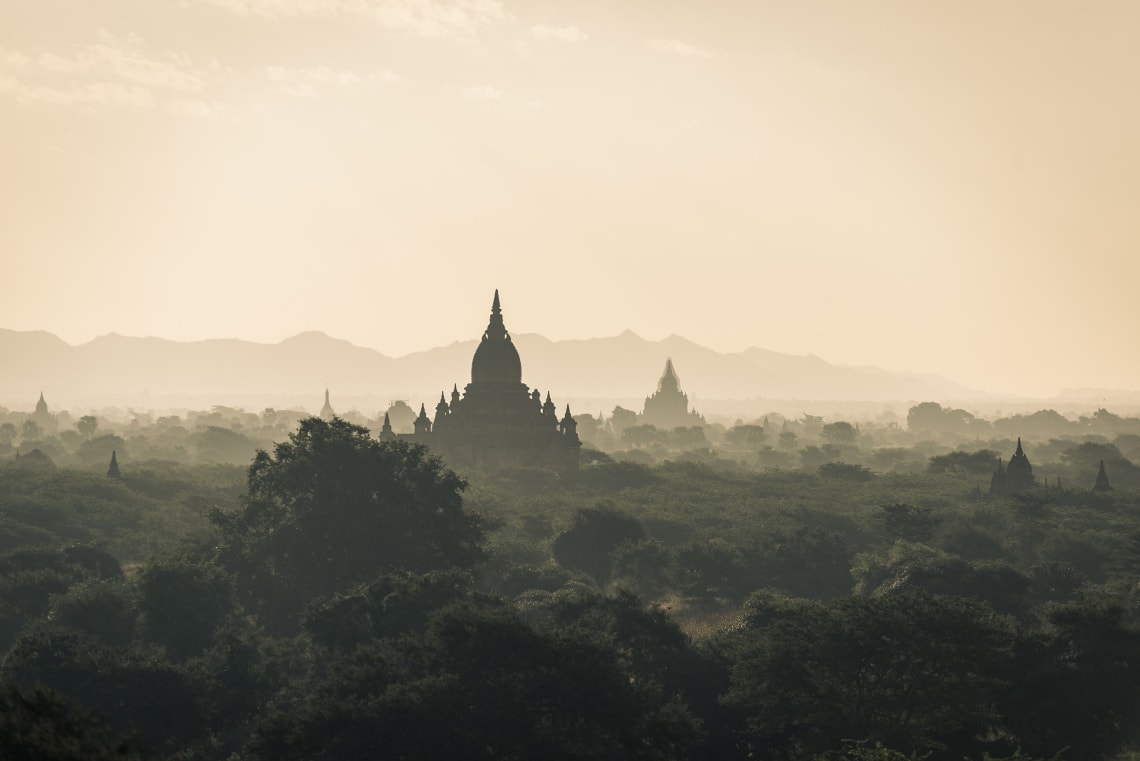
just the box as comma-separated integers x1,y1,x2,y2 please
210,417,483,631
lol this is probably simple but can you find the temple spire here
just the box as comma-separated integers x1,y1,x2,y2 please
107,450,121,479
414,402,432,435
484,290,508,341
1015,437,1024,457
657,358,681,394
379,412,395,441
1094,459,1113,491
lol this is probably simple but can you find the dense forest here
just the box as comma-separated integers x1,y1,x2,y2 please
2,402,1140,760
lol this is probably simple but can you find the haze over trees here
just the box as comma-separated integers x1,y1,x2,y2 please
2,394,1140,759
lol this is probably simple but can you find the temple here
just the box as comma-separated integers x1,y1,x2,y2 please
1093,460,1113,492
30,391,56,433
320,389,336,420
641,358,704,429
381,399,416,434
397,291,580,470
990,437,1035,495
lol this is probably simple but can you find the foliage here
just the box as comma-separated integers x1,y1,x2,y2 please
1,627,205,754
136,553,235,660
249,598,699,761
927,449,1001,477
1002,603,1140,759
0,683,141,760
727,591,1015,758
552,502,646,584
2,401,1140,759
210,417,483,632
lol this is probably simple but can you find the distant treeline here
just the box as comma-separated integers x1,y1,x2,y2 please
3,401,1139,489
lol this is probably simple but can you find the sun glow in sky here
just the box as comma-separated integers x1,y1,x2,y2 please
1,0,1138,397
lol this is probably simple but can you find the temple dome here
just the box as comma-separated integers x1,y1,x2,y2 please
470,290,523,386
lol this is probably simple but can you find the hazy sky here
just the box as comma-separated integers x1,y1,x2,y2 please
1,1,1137,397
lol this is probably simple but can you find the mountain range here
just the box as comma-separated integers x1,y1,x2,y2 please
0,328,990,412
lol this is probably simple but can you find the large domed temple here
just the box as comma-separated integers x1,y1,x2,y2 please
383,291,581,470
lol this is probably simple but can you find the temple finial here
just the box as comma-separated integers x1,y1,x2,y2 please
484,290,508,340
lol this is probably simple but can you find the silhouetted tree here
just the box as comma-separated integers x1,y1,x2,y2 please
20,420,41,441
610,406,639,433
725,424,766,448
762,528,854,599
906,402,975,434
927,449,1001,477
727,592,1014,759
253,599,700,761
0,684,141,760
610,539,676,599
552,503,646,584
622,424,662,448
210,417,483,632
1,627,205,754
1003,603,1140,759
880,503,939,542
136,554,234,660
76,415,98,440
821,421,857,443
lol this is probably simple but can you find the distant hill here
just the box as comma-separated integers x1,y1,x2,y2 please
0,327,987,410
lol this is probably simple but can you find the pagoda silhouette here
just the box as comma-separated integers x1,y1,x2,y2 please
400,291,580,470
989,438,1036,495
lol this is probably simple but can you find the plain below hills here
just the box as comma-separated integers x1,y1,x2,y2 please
0,328,992,412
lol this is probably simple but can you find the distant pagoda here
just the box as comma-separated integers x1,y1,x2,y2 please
1093,460,1113,492
989,438,1035,495
320,388,336,420
31,391,56,432
641,358,704,430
